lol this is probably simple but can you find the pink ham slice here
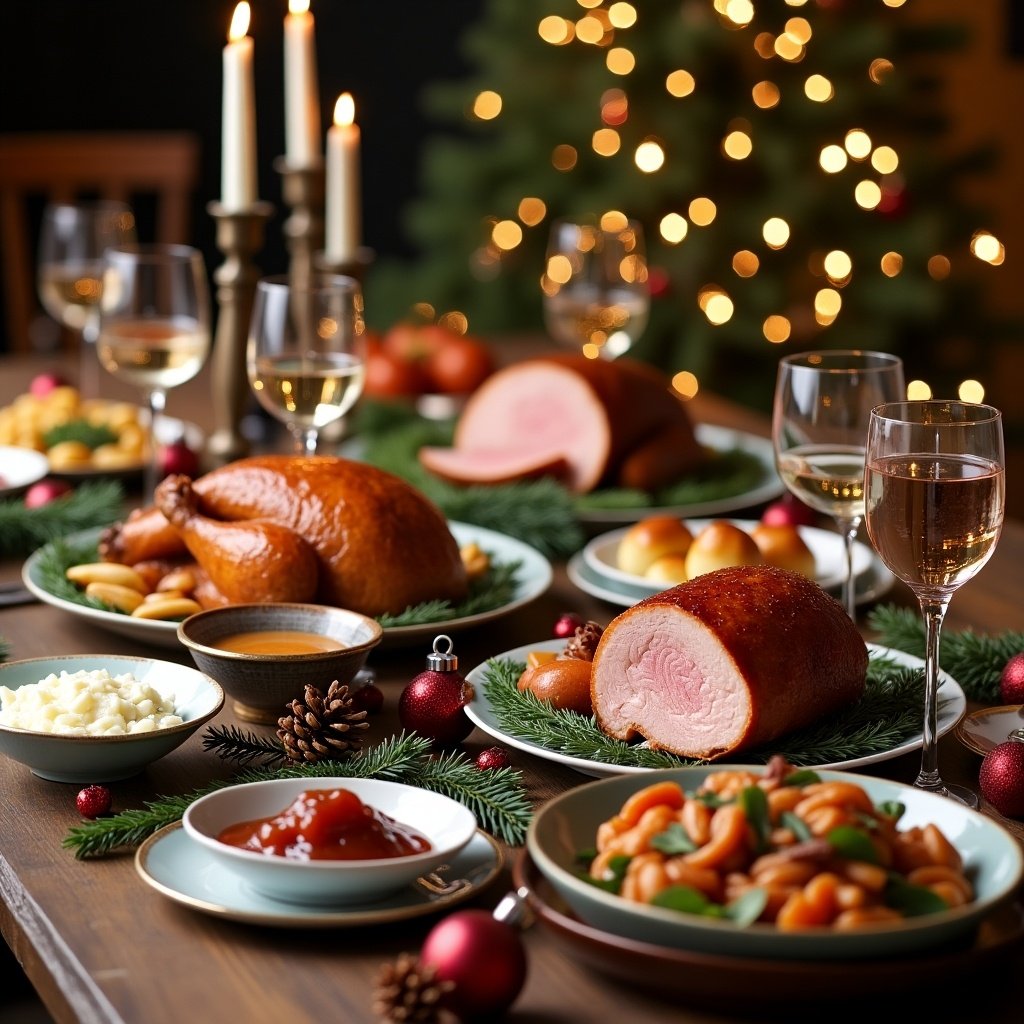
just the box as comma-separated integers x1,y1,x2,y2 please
591,565,867,759
417,354,704,494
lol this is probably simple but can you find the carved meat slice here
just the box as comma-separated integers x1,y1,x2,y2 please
591,565,867,759
417,447,569,486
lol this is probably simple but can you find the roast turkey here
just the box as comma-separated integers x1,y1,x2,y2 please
418,354,704,493
99,455,468,617
591,565,867,759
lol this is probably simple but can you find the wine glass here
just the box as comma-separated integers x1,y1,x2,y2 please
37,201,136,394
541,217,649,359
865,401,1005,806
246,274,367,455
772,350,905,618
97,244,211,500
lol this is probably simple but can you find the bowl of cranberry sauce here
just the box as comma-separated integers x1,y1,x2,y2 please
183,777,477,905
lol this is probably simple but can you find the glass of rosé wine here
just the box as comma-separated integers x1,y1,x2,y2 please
865,400,1005,807
772,350,905,619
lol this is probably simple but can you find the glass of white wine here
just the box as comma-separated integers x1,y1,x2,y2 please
772,350,905,618
98,244,211,499
246,274,367,455
37,201,136,394
865,401,1005,805
542,217,649,359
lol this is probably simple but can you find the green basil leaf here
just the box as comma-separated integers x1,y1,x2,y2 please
738,785,771,851
695,790,729,808
876,800,906,822
781,769,821,787
650,885,726,918
885,875,949,917
723,887,768,928
827,825,879,864
580,854,632,894
780,810,813,843
650,822,697,855
574,846,598,865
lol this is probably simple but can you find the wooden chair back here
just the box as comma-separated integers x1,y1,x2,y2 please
0,132,201,352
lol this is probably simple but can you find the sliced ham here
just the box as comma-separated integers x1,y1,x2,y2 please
591,565,867,759
418,447,569,486
417,354,704,493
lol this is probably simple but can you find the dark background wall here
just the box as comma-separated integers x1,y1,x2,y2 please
0,0,482,309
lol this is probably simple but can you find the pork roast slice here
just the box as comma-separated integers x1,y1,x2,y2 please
591,565,867,759
417,447,570,487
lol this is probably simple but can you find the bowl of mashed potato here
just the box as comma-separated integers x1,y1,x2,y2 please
0,654,223,782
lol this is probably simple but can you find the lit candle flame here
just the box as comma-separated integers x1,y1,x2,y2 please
289,0,310,14
334,93,355,127
229,2,251,42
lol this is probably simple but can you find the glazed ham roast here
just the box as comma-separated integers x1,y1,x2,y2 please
418,354,704,493
591,565,868,759
99,455,468,617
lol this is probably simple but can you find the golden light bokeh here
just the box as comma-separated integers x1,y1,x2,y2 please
552,144,578,171
774,34,804,62
732,250,759,277
666,69,696,98
928,255,951,280
592,128,621,156
607,48,635,75
752,81,780,108
785,17,813,44
871,145,899,173
518,197,546,226
819,144,848,173
869,58,895,84
880,252,903,277
753,33,776,60
491,220,523,250
814,287,842,324
763,315,791,343
620,254,647,284
804,74,833,102
671,370,699,398
689,197,717,226
971,230,1005,265
601,210,630,232
763,217,790,249
635,139,665,172
601,88,629,125
854,179,882,209
608,2,637,29
907,379,932,400
472,90,502,120
824,250,852,282
576,15,606,45
538,16,573,45
438,311,469,335
723,130,752,160
659,212,689,244
724,0,755,28
705,292,735,325
844,129,872,159
958,379,985,403
546,254,573,285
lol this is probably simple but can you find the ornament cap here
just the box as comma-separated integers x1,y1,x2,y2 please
426,633,458,672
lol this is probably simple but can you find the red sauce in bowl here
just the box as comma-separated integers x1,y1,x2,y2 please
215,788,432,861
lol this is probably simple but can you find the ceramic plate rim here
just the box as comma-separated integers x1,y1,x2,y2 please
465,640,966,776
0,445,49,496
574,424,783,525
582,518,873,594
135,822,503,927
22,521,552,650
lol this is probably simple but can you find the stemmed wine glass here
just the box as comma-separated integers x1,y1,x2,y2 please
541,217,649,359
865,401,1005,806
97,244,211,500
772,351,905,618
37,201,136,394
246,274,367,455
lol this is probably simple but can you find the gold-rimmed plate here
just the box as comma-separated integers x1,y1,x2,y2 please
956,705,1024,756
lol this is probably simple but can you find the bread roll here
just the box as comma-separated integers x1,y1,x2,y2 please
617,516,693,576
644,554,689,585
591,565,868,759
751,523,816,578
683,521,762,579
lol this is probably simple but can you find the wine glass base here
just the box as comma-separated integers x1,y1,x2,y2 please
916,781,980,809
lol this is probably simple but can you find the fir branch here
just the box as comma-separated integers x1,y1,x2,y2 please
201,724,287,766
62,733,532,858
33,538,109,609
0,480,123,559
481,655,932,770
42,420,118,450
869,603,1024,704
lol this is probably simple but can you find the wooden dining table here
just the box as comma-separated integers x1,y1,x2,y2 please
1,350,1023,1023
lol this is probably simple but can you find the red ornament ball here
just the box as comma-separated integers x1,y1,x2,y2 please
978,740,1024,818
999,653,1024,705
25,479,73,508
160,438,200,479
76,784,112,820
760,493,817,529
29,371,69,397
474,746,511,771
351,682,384,715
419,909,527,1020
553,612,584,640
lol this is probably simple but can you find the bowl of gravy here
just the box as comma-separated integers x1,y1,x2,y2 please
177,603,382,723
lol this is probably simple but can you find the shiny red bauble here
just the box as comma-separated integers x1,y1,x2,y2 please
76,784,112,819
978,740,1024,818
419,909,527,1020
474,746,511,771
552,612,584,640
159,439,200,478
760,493,817,529
999,653,1024,705
25,479,73,508
398,670,473,745
351,683,384,715
29,371,69,397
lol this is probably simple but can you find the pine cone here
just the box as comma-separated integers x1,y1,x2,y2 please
276,680,369,764
373,952,453,1023
564,620,604,661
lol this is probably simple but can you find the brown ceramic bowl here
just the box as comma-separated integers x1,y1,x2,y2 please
177,603,383,724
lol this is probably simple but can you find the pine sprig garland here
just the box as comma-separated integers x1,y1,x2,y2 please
0,480,123,558
201,724,287,766
62,733,532,858
480,654,939,769
869,603,1024,704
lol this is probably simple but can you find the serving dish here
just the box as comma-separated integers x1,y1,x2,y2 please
464,641,965,777
0,445,49,497
22,522,552,651
513,850,1024,1007
527,766,1023,960
0,654,223,782
181,777,478,905
582,518,874,594
956,705,1024,756
573,424,783,525
138,823,502,927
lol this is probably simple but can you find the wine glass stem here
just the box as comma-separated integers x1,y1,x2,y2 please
835,516,862,619
302,428,319,456
144,388,167,503
915,595,951,793
78,314,101,400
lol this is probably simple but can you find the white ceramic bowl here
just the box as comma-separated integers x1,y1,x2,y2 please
183,777,478,906
0,654,223,783
528,766,1024,961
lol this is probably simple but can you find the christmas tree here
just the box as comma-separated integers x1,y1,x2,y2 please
367,0,1006,410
